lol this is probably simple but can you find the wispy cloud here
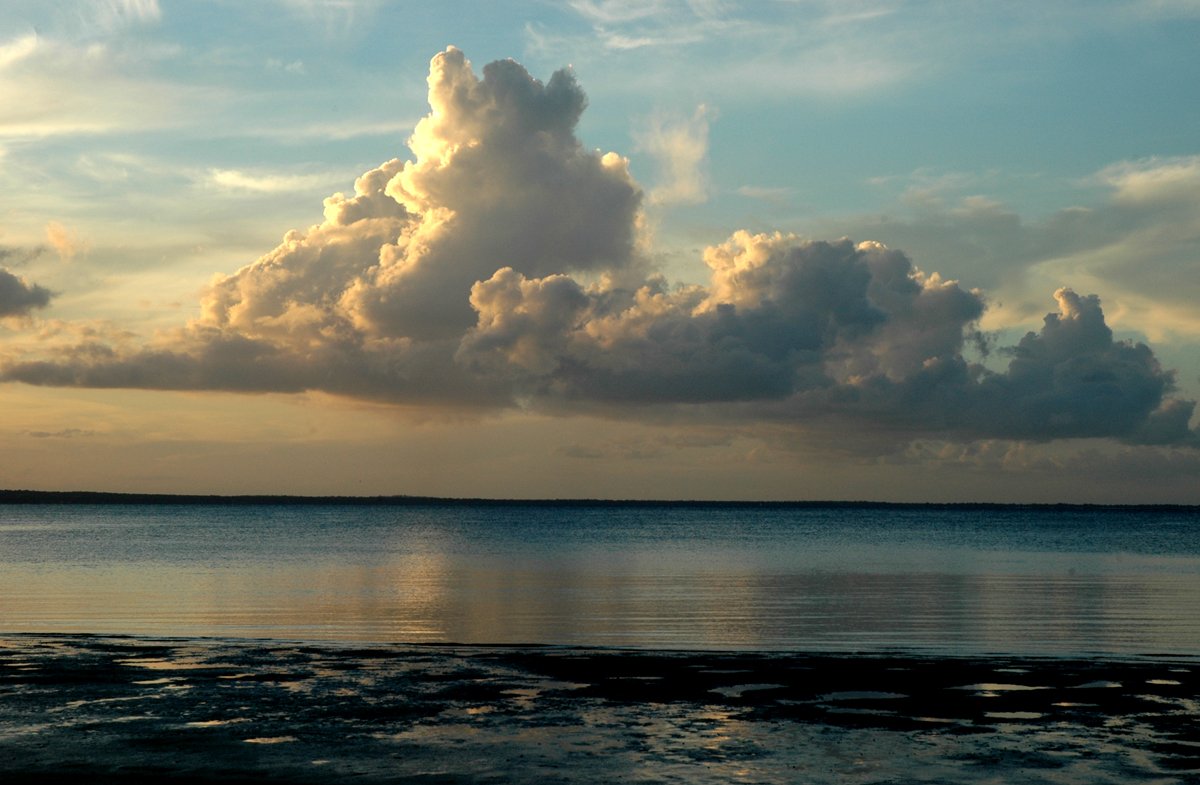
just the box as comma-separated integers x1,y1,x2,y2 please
242,119,415,142
634,105,712,205
568,0,671,26
530,1,1200,103
271,0,381,35
0,33,199,139
266,58,307,75
0,244,45,267
736,185,795,204
205,168,344,194
0,33,38,69
45,222,87,261
23,428,95,439
91,0,162,31
1128,0,1200,19
528,0,925,97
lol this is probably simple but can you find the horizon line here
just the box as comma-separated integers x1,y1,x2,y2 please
0,490,1196,511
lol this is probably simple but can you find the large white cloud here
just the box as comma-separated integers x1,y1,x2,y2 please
1,48,1195,449
203,48,641,344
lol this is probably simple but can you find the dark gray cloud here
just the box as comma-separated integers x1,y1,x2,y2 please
0,49,1195,450
795,286,1194,445
458,235,985,405
457,234,1194,446
0,267,52,317
973,290,1183,441
24,428,94,438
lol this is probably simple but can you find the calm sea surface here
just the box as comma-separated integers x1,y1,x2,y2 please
1,503,1197,654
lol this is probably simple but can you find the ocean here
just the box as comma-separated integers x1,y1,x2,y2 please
2,501,1197,654
3,501,1200,783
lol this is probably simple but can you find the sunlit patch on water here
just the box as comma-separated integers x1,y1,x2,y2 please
243,735,297,744
985,711,1043,720
709,684,786,699
186,718,250,727
107,715,158,725
118,657,236,671
952,682,1047,691
501,686,542,709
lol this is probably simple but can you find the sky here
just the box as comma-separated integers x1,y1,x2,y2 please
2,0,1199,502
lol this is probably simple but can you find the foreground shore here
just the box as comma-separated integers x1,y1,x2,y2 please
1,635,1197,784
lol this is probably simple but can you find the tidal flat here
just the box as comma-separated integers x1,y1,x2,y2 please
1,635,1198,784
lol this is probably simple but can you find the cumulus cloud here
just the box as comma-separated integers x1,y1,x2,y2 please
0,268,53,318
1,48,1195,450
197,47,640,349
459,234,984,406
976,289,1181,440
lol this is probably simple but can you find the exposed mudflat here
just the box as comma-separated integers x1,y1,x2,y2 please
1,635,1198,783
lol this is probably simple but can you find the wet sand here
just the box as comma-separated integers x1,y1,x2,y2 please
1,635,1198,784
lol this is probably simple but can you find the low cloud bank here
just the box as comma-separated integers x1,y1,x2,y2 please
2,48,1195,447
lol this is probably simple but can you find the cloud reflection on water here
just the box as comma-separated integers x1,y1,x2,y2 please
3,560,1199,654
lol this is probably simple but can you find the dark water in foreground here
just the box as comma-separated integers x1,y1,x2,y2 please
3,636,1197,784
1,503,1198,654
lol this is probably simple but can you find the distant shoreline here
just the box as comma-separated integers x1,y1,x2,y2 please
0,489,1196,511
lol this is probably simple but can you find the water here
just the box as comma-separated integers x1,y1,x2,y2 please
1,503,1198,654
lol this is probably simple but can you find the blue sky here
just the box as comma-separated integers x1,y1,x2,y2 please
1,1,1199,501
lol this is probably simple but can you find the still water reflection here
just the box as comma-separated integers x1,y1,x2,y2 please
1,504,1197,653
